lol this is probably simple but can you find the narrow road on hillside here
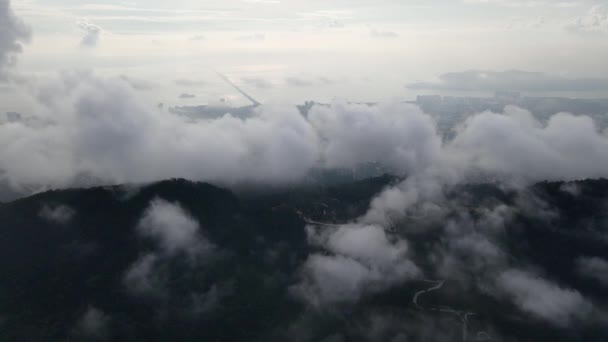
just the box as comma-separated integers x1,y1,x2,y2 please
413,280,491,341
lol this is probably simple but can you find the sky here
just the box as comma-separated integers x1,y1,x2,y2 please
5,0,608,107
2,0,608,193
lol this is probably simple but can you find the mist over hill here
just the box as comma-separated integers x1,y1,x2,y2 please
3,0,608,341
1,177,608,341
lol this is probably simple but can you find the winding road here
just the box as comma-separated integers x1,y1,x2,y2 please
299,211,491,341
413,280,491,341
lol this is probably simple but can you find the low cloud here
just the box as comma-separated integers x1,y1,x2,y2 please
125,199,216,296
435,215,509,283
125,199,223,312
0,0,31,77
190,282,233,315
361,105,608,229
407,70,608,92
39,204,75,224
292,224,420,306
449,106,608,181
78,21,102,48
72,306,110,340
0,72,320,189
124,253,163,296
137,198,214,258
309,102,440,173
576,256,608,286
568,5,608,34
495,269,592,326
2,71,608,199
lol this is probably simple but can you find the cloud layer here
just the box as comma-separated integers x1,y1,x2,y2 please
2,70,608,196
0,0,30,77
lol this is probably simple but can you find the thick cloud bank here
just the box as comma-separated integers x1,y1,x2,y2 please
0,0,30,77
308,102,440,173
2,72,608,195
0,72,320,190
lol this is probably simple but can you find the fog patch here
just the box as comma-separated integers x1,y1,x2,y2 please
78,21,102,48
576,256,608,286
137,198,215,259
495,269,592,327
72,306,110,340
292,224,420,306
39,204,75,224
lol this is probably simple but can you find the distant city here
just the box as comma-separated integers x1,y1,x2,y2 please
296,92,608,138
412,92,608,137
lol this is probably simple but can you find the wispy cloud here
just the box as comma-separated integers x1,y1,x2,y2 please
78,20,102,47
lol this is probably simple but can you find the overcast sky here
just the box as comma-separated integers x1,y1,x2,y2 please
6,0,608,104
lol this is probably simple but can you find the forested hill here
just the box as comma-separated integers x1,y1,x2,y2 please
1,177,607,341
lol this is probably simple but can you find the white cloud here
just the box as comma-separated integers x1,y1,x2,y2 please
124,253,163,296
308,102,441,173
137,198,214,258
449,106,608,182
2,71,608,204
0,0,31,77
0,72,321,189
292,224,420,306
495,269,592,326
360,105,608,228
78,21,102,47
125,198,218,296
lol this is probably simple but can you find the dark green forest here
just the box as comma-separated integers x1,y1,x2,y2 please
1,177,607,341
